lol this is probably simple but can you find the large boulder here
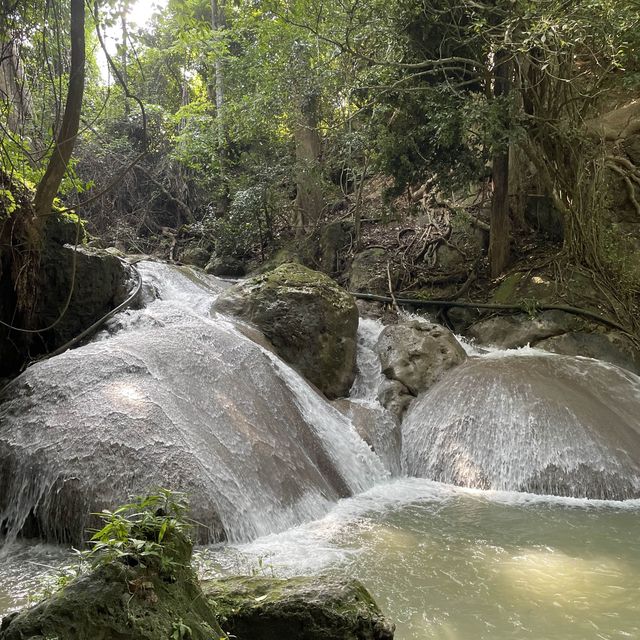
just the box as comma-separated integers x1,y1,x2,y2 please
536,331,640,375
375,319,467,408
0,262,382,545
465,310,578,349
348,248,397,296
36,243,130,349
179,246,210,268
213,263,359,398
204,576,395,640
0,213,130,377
0,532,225,640
402,353,640,500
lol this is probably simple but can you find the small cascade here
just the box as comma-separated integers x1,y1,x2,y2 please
0,262,384,545
341,317,401,475
350,317,387,403
403,351,640,499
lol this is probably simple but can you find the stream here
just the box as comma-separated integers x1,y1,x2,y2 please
0,262,639,639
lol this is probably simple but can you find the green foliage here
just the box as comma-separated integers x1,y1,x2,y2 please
85,489,191,577
171,618,193,639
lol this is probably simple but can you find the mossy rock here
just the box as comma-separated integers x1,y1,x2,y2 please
213,263,359,398
491,269,598,309
204,576,394,640
0,532,226,640
179,246,211,269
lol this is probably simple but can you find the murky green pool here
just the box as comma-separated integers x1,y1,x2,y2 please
198,480,640,640
2,479,639,640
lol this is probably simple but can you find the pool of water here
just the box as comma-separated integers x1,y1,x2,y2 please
2,479,639,640
197,479,640,640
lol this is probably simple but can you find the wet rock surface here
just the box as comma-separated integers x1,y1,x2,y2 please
204,576,395,640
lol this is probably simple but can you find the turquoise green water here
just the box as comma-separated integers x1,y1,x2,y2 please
197,480,640,640
2,480,639,640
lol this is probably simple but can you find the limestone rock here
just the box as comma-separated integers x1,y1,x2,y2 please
213,262,359,398
180,246,210,268
332,398,401,475
0,533,225,640
205,254,246,277
375,319,467,397
536,331,640,375
465,310,578,349
204,576,395,640
35,242,130,352
377,378,413,421
349,248,397,296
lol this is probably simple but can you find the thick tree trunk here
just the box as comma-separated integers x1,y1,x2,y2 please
489,49,511,278
294,92,324,233
33,0,85,222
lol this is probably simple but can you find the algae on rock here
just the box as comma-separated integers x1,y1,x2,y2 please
213,262,359,398
0,530,226,640
204,575,394,640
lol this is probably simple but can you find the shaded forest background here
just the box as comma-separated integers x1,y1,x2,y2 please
1,0,640,367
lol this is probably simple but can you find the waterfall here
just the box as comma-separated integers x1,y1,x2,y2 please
2,260,640,549
0,262,385,544
402,350,640,499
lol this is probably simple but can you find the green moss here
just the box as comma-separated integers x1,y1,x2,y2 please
492,272,526,304
253,263,355,311
203,576,394,640
213,262,359,398
0,532,226,640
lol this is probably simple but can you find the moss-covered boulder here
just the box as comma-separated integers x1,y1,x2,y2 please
213,262,359,398
0,533,226,640
204,576,394,640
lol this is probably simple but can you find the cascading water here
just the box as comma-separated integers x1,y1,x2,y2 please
339,318,402,475
0,262,385,544
402,349,640,499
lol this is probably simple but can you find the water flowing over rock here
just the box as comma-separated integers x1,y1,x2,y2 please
334,318,402,475
403,352,640,499
0,262,384,544
214,262,359,398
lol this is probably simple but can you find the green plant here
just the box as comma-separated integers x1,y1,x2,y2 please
85,489,191,578
171,618,193,639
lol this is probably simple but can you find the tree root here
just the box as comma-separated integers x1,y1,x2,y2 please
350,291,630,333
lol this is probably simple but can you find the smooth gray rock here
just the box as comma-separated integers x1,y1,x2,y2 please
465,310,578,349
375,319,467,397
536,331,640,374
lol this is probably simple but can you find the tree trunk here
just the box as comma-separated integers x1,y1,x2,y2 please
294,92,324,234
489,49,511,278
33,0,85,222
0,38,35,133
121,0,129,116
210,0,226,153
